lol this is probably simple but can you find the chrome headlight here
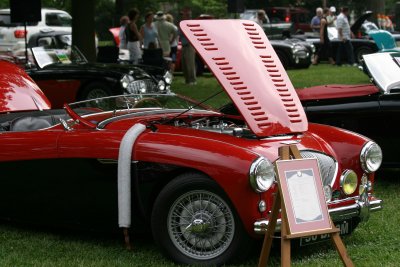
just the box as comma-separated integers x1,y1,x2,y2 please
340,170,358,195
158,80,166,91
310,44,316,53
120,74,133,89
249,157,275,192
120,75,147,94
163,71,173,85
360,141,382,173
291,44,303,53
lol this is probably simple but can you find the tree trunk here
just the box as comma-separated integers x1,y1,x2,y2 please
71,0,96,62
115,0,124,27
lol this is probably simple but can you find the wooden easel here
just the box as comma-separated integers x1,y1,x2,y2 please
258,145,354,267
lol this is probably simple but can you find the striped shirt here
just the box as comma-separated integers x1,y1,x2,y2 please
336,13,351,39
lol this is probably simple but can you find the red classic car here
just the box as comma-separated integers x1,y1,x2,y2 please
0,20,382,265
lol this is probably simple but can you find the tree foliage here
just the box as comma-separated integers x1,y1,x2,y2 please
0,0,394,36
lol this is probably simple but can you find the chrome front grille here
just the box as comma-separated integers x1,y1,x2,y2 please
144,79,158,93
300,150,338,187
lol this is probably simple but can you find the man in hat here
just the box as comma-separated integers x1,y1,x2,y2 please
153,11,178,57
327,6,337,27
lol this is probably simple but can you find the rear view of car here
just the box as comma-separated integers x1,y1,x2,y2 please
266,7,311,33
0,8,71,54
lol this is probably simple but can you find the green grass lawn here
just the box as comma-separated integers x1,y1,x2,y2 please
1,65,396,267
171,64,370,107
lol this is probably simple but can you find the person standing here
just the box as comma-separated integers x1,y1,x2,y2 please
310,7,323,32
118,16,129,49
179,9,196,85
165,13,178,72
336,7,355,66
126,8,142,64
140,12,159,49
313,8,335,65
153,11,178,58
326,6,337,27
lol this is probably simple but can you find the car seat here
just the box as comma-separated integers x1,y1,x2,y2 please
10,116,53,132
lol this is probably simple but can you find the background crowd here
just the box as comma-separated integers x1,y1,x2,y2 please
311,6,357,66
118,8,197,85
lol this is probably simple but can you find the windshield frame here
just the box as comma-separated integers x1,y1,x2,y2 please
64,94,222,129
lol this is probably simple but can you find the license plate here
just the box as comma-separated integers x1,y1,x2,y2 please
299,220,351,246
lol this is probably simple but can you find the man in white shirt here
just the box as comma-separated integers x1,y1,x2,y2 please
336,7,355,66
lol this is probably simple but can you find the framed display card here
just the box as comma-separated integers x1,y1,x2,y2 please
275,158,332,235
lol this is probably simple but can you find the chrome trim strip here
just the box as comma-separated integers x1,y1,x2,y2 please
328,196,359,205
254,197,383,234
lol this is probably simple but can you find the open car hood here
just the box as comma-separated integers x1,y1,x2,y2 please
363,52,400,94
180,20,307,137
0,61,51,113
351,11,373,35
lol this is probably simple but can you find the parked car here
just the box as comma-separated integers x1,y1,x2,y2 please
0,20,382,265
352,11,400,41
24,29,171,80
296,51,400,168
265,6,312,33
0,8,71,54
353,12,400,54
270,38,314,69
24,46,171,108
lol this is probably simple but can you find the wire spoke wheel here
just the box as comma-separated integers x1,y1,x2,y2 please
85,88,110,99
167,190,235,260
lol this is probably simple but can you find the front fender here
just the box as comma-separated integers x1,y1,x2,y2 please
135,131,262,236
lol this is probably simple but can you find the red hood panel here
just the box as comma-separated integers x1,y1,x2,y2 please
297,84,379,101
0,61,51,113
180,20,308,137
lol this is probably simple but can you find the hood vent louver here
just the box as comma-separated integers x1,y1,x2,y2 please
181,20,308,136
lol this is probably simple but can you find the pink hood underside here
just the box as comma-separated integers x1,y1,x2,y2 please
180,20,308,137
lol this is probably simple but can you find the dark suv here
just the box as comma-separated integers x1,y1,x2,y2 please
266,7,312,33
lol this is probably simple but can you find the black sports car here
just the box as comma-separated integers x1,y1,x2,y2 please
24,46,171,109
298,52,400,168
219,51,399,167
7,31,173,108
270,37,315,69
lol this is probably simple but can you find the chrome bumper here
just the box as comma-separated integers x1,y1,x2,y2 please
254,195,382,234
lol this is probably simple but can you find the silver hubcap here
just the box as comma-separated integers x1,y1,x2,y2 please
167,190,235,260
